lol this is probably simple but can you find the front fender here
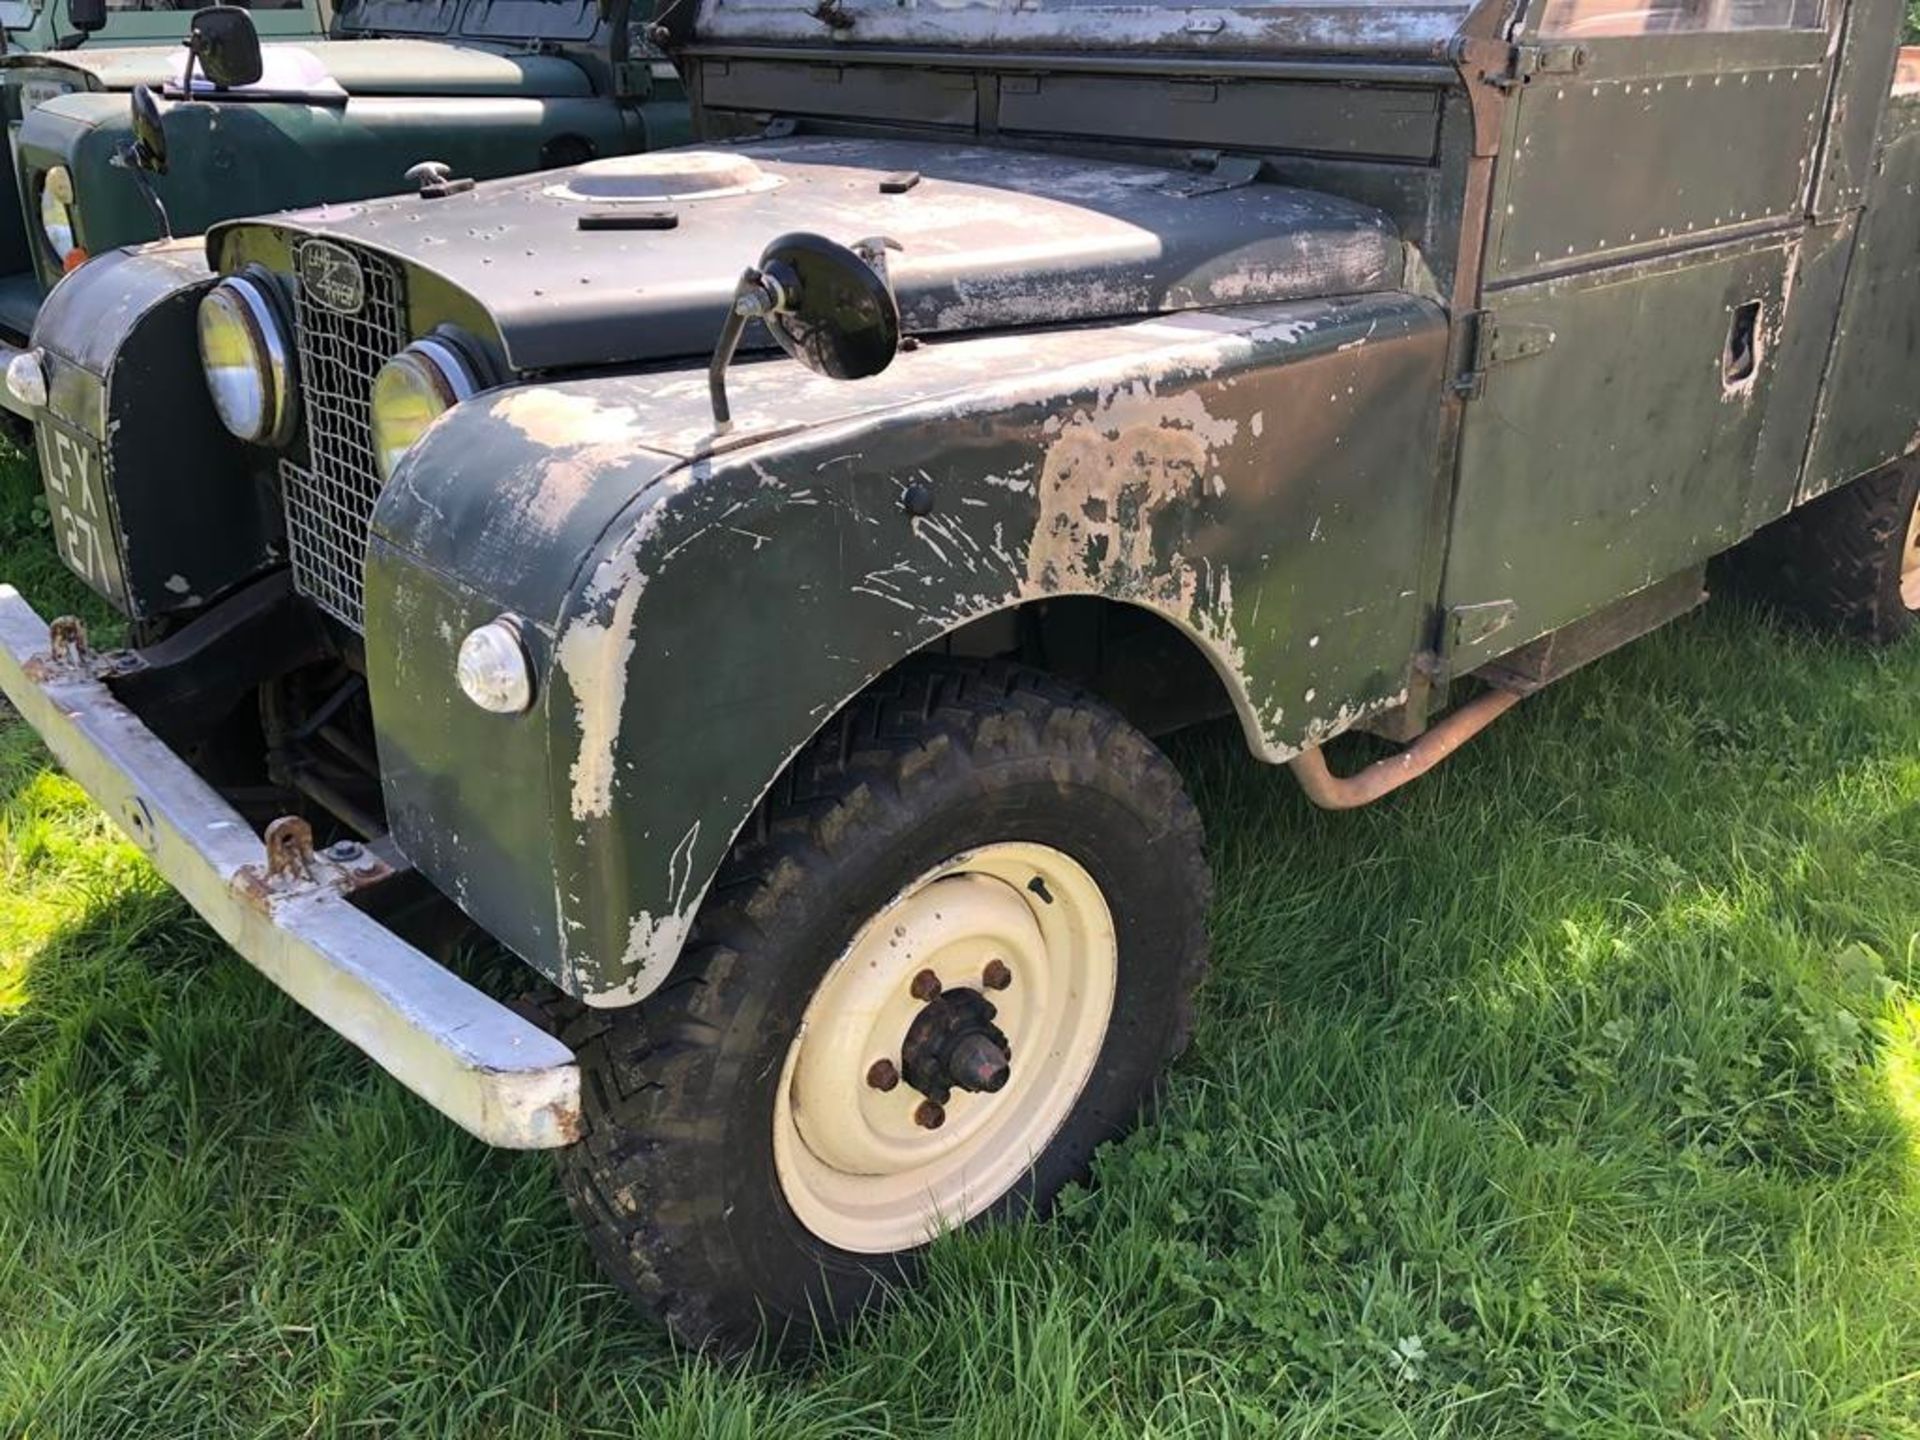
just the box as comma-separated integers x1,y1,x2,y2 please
17,90,652,289
371,295,1447,1003
28,241,269,619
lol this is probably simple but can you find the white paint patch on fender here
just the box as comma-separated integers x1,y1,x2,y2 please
496,389,644,449
585,821,703,1006
556,547,646,822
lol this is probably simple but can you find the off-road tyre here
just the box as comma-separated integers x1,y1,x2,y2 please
552,656,1212,1350
1730,456,1920,646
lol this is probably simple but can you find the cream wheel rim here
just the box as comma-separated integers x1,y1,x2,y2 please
771,841,1118,1254
1901,492,1920,611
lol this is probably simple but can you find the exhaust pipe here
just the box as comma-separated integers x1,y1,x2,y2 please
1288,687,1523,810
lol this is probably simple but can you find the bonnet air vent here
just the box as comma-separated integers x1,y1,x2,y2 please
543,151,784,205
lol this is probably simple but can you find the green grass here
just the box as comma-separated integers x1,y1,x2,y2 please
6,446,1920,1439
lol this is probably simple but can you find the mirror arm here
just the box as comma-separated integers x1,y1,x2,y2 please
704,237,898,434
709,266,774,436
111,142,172,240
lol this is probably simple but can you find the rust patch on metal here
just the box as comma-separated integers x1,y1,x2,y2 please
233,815,396,912
24,615,140,684
266,816,319,882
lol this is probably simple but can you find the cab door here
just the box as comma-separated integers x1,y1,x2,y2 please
1440,0,1840,671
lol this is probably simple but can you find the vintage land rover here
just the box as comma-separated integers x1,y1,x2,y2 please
0,0,326,374
0,0,686,416
3,0,1920,1348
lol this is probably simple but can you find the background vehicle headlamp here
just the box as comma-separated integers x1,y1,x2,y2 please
371,337,477,483
197,274,296,445
39,167,76,263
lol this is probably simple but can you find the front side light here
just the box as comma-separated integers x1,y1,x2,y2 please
5,348,47,411
371,337,477,482
457,618,535,715
197,274,295,445
39,166,75,262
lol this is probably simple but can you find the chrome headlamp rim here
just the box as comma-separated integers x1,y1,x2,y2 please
39,167,76,263
370,335,481,484
197,272,297,447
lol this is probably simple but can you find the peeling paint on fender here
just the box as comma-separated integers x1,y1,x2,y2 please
556,545,647,822
497,390,645,449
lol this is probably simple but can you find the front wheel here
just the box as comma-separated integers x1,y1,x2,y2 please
555,658,1211,1349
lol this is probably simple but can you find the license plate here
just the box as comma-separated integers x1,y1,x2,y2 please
37,413,127,608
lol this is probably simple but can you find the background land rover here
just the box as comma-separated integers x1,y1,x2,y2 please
0,0,328,357
0,0,688,415
6,0,1920,1351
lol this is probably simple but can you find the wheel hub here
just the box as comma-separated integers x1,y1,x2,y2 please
899,987,1012,1105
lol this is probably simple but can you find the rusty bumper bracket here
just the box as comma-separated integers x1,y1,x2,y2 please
0,585,581,1150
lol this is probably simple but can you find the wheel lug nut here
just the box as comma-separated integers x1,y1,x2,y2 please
982,959,1012,991
910,969,942,1001
866,1059,899,1092
913,1100,946,1130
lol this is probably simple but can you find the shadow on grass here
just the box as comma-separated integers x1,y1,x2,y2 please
1089,596,1920,1432
3,595,1920,1437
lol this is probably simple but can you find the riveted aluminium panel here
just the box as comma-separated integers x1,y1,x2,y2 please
1810,0,1907,217
1487,63,1828,280
996,73,1443,162
1445,234,1800,670
1748,214,1857,526
1801,98,1920,498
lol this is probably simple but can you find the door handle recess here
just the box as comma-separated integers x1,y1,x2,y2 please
1724,300,1763,388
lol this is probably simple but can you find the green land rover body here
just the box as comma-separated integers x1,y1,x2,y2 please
2,0,1919,1348
0,0,688,413
0,0,326,351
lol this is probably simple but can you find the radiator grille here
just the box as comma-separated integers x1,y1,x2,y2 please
283,238,409,632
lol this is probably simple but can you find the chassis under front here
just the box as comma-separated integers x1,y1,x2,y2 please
0,583,581,1150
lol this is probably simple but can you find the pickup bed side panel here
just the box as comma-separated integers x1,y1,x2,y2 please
1801,93,1920,498
1809,0,1909,218
369,297,1447,1004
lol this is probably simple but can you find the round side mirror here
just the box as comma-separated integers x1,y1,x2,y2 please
130,85,168,175
189,5,264,90
755,232,901,382
67,0,107,33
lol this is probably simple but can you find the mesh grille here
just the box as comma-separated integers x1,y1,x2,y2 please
284,238,409,632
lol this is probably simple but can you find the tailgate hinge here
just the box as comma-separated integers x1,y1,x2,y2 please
1445,598,1519,655
1453,309,1557,398
1480,41,1590,91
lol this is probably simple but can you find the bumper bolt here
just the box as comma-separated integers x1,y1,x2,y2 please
326,840,365,864
866,1058,899,1092
982,958,1012,991
910,969,942,1001
913,1100,946,1130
